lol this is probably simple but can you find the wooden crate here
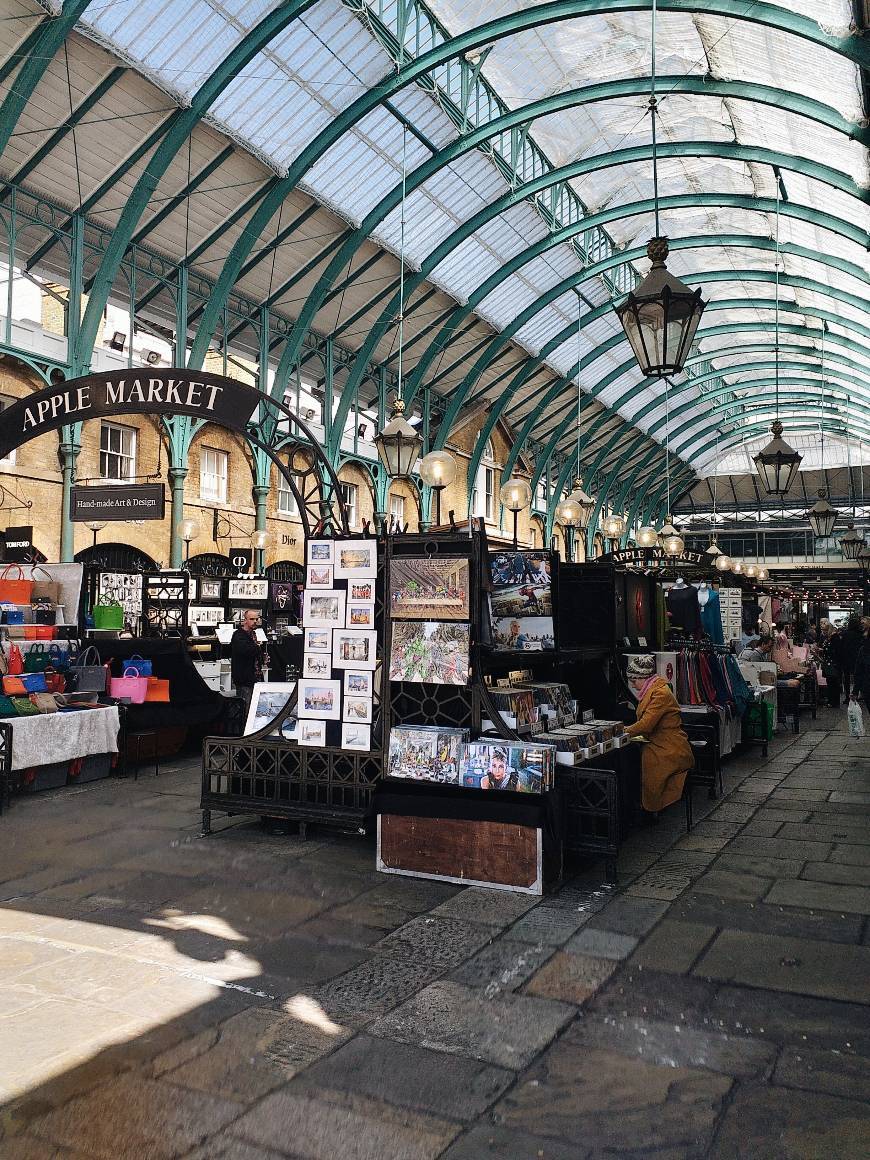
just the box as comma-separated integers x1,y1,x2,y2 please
377,813,543,895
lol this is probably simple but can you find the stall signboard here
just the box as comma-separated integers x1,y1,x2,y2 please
2,525,34,562
603,547,708,568
71,484,166,522
230,548,254,573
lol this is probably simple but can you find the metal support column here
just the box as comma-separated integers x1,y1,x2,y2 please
168,467,188,568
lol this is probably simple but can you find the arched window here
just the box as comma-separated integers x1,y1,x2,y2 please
471,436,497,523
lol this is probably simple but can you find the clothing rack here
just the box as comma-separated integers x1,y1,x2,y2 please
668,638,733,654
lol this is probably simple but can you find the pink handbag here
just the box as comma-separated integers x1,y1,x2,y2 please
109,666,148,703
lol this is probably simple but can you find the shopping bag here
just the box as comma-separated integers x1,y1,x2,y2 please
109,667,147,703
2,605,24,625
29,692,58,714
30,566,60,604
144,676,170,703
93,600,123,630
68,646,108,693
847,697,865,739
0,565,33,604
23,644,49,673
123,654,152,677
10,695,38,716
7,645,23,675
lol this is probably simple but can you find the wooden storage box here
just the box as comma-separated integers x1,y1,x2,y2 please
377,813,543,895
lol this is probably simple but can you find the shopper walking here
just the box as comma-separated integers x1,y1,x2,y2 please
231,608,263,710
816,619,844,707
840,615,863,699
624,654,693,815
853,621,870,706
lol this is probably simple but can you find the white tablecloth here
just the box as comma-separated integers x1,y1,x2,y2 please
0,705,119,771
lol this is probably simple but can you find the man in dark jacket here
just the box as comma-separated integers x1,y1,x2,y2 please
840,616,863,698
231,608,262,709
817,619,844,707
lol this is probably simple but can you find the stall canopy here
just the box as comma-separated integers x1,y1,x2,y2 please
0,0,867,513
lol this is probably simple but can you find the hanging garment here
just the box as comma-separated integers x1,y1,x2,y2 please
666,585,701,634
699,590,725,645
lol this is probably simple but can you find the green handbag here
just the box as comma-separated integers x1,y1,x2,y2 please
10,695,38,716
24,644,49,673
93,600,124,630
0,693,16,717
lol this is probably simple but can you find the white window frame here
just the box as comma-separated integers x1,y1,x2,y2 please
277,472,301,516
0,396,16,465
472,437,497,522
389,492,405,528
100,421,136,481
341,481,359,528
200,446,228,503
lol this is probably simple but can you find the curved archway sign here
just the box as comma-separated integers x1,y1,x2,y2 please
0,369,349,537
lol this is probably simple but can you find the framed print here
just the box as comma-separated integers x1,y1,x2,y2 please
489,551,554,651
341,722,370,751
304,627,332,653
298,719,326,746
199,578,223,602
332,628,377,670
297,678,341,720
308,540,334,564
303,589,346,629
349,579,374,602
228,577,268,602
334,539,377,579
346,602,375,628
344,669,374,696
271,580,295,610
244,682,297,735
188,604,223,628
343,695,372,724
303,652,332,679
306,564,333,589
389,557,470,621
387,725,468,785
389,621,470,685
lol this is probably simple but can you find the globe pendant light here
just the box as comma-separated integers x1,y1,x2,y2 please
613,2,705,375
731,560,744,576
753,172,801,496
555,479,594,530
756,566,769,581
714,552,732,573
806,488,838,539
658,519,684,557
745,563,759,579
602,513,626,542
636,525,659,548
840,521,864,561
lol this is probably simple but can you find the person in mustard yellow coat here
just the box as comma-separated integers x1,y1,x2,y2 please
625,654,693,813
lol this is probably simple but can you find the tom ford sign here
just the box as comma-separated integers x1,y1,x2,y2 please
70,484,166,522
0,369,263,461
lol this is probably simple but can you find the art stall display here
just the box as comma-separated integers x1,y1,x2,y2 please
458,740,556,793
295,538,379,750
489,551,555,650
389,557,470,621
387,725,468,784
389,620,469,685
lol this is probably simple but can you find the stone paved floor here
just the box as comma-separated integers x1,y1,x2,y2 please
0,707,867,1158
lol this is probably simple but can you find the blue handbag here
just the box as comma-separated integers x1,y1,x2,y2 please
123,653,152,677
21,672,48,693
1,604,24,625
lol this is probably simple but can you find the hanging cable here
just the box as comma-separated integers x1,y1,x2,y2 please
650,0,660,237
774,169,781,422
396,122,408,399
575,289,582,481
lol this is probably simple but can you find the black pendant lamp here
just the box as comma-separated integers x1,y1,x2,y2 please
806,489,838,539
840,522,864,561
613,1,705,376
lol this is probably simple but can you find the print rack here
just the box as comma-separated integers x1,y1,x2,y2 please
200,525,522,835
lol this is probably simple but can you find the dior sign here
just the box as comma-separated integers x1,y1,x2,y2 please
0,369,263,460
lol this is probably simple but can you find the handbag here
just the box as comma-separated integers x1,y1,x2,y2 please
4,672,47,694
0,565,33,604
7,645,23,675
144,676,170,703
2,605,24,625
31,603,57,625
44,667,66,694
30,566,60,605
0,693,16,716
109,666,147,704
34,626,56,640
10,695,39,716
69,646,108,693
29,692,58,714
24,644,49,672
123,653,152,677
93,600,124,630
48,644,69,672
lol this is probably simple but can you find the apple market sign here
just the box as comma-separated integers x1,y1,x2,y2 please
0,370,262,461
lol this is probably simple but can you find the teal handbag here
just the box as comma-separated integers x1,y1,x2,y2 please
10,695,38,716
0,693,17,717
24,644,49,673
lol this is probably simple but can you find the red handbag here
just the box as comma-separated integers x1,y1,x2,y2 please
44,668,66,694
144,676,170,703
7,645,23,675
0,565,33,604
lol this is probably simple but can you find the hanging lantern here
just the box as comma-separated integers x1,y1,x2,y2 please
657,517,684,556
806,489,839,539
602,513,627,540
704,537,723,558
756,566,769,581
840,522,864,561
752,420,802,496
555,480,595,529
731,560,744,576
858,546,870,579
614,237,706,377
636,525,659,548
745,563,759,579
714,553,732,572
374,399,423,479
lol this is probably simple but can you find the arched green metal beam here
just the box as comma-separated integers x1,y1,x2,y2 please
325,178,866,462
187,0,868,373
497,288,870,488
0,0,92,158
73,0,320,374
426,233,868,460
